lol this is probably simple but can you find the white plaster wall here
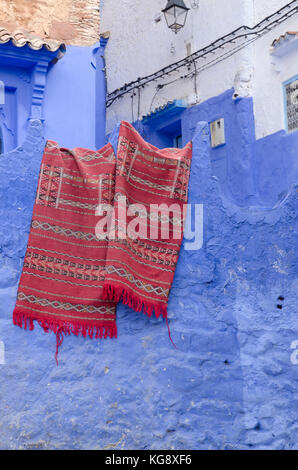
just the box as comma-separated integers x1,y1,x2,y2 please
253,15,298,139
101,0,250,133
253,0,293,23
101,0,298,139
101,0,247,88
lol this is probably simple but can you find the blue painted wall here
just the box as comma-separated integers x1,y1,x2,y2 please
44,45,98,150
0,85,298,449
139,90,257,207
0,64,32,151
0,43,105,153
141,89,298,208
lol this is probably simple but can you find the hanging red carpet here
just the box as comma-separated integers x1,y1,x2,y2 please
13,140,117,363
13,121,192,360
103,122,192,320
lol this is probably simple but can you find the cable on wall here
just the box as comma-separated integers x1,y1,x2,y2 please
106,0,298,108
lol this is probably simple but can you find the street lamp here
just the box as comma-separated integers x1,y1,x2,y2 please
162,0,190,34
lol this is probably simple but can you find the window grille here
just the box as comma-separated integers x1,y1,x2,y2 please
284,78,298,133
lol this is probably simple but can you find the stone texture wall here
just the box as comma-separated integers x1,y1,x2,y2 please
0,0,100,45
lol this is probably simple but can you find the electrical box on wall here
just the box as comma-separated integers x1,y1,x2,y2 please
210,118,225,148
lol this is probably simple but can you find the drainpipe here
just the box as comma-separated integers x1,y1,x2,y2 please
94,32,110,149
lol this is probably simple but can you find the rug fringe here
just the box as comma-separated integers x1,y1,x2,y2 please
13,310,117,365
103,283,167,318
103,283,176,347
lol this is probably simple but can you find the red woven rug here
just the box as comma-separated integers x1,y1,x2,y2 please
13,121,192,359
13,140,117,362
103,121,192,322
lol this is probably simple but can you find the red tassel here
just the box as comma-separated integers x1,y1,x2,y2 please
103,283,168,319
103,283,176,348
166,316,177,349
55,327,64,366
13,310,117,363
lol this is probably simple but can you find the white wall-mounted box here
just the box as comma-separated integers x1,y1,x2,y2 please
210,118,225,148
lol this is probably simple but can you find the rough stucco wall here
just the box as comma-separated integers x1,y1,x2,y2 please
0,113,297,449
131,88,298,208
0,0,100,45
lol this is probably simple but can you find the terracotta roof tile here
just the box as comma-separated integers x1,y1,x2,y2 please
0,27,66,55
271,31,298,47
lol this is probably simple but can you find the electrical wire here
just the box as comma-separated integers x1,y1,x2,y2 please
152,34,263,98
106,0,298,108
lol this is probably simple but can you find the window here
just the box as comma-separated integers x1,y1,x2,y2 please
283,76,298,133
0,81,18,152
141,99,187,149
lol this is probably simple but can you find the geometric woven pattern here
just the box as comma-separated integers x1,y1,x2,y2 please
17,292,115,315
13,121,192,361
31,220,106,241
105,265,169,297
13,140,117,363
36,164,63,208
103,121,192,320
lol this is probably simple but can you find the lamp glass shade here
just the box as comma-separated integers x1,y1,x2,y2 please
163,1,189,33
